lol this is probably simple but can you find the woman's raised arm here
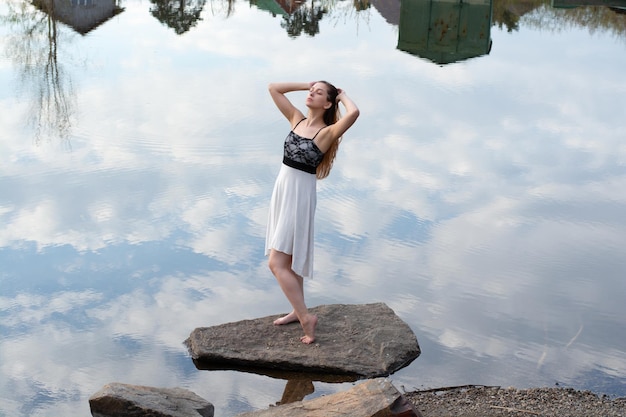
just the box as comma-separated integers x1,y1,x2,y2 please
268,82,310,125
318,89,360,149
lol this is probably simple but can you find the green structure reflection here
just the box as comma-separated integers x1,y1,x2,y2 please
397,0,494,64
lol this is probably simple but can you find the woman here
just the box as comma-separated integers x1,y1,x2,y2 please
265,81,360,344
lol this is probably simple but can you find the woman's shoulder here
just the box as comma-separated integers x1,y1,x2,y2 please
292,117,307,129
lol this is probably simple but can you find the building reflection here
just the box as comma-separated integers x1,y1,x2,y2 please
254,0,305,15
32,0,123,35
397,0,494,65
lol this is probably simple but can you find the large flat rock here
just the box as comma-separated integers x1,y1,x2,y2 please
185,303,420,378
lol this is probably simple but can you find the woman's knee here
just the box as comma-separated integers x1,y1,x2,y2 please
268,257,278,275
268,250,289,275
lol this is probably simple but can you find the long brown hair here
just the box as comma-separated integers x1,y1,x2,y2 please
316,81,341,180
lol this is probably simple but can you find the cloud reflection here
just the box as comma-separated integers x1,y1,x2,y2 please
0,270,296,416
1,0,626,415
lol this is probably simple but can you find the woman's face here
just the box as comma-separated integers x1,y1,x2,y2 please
306,83,331,110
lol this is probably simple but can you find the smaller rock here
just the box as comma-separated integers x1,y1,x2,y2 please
89,382,214,417
235,378,422,417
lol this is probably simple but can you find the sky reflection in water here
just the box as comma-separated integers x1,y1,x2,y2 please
1,0,626,415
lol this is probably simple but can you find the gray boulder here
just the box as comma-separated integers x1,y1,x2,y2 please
89,383,214,417
185,303,420,378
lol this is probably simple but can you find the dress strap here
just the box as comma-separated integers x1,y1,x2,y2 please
311,125,327,140
293,118,306,129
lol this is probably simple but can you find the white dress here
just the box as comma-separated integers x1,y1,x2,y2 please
265,164,317,278
265,121,325,278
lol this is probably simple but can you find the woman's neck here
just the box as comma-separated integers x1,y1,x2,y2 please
305,111,326,126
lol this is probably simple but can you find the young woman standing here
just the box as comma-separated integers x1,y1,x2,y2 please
265,81,360,344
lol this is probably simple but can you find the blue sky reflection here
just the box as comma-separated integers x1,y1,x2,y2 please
1,0,626,415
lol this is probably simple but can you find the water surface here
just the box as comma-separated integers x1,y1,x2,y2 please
1,0,625,415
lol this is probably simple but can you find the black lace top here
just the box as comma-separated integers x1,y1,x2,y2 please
282,120,325,174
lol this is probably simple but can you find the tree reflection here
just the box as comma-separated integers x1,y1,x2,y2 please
143,0,626,40
353,0,371,12
491,0,626,34
207,0,237,17
522,2,626,36
280,0,327,37
2,0,76,145
149,0,209,34
492,0,543,31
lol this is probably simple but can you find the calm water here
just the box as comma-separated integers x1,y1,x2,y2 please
1,0,626,415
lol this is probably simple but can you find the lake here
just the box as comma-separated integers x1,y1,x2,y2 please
1,0,625,415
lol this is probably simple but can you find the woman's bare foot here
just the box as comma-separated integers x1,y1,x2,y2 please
273,310,298,325
299,314,318,344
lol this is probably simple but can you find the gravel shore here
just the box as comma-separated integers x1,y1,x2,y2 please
405,385,625,417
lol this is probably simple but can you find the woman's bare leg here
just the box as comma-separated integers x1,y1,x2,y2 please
273,277,304,325
269,249,317,344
